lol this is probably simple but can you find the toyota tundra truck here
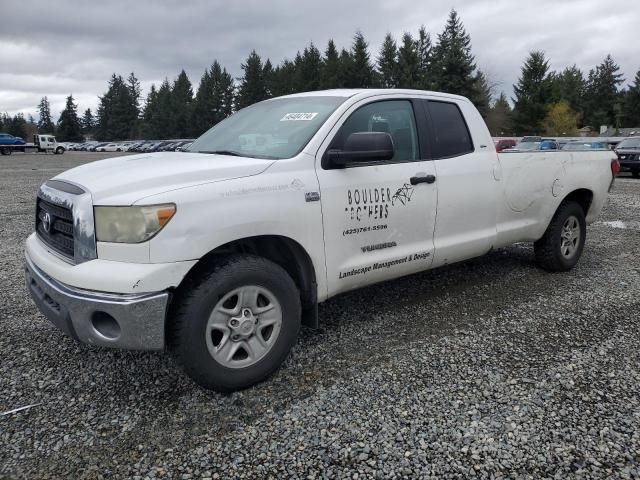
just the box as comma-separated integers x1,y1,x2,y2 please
25,89,619,391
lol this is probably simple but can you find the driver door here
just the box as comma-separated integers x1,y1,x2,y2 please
316,98,438,298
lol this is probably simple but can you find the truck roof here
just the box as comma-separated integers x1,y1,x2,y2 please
280,88,471,103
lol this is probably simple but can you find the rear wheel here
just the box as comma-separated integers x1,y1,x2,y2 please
534,201,586,272
170,254,301,391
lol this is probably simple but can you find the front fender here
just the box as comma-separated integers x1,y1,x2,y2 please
145,160,328,300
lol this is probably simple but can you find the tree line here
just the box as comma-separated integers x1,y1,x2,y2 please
2,10,639,142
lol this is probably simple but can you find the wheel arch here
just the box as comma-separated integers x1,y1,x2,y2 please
171,235,319,328
561,188,593,216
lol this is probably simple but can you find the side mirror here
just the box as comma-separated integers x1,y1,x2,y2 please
327,132,394,167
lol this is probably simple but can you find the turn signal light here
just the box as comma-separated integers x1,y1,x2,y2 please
157,206,176,226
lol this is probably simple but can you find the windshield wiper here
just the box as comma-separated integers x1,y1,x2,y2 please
198,149,243,156
198,149,280,160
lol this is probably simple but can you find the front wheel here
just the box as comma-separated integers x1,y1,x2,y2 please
534,201,586,272
55,147,64,154
0,148,11,155
170,254,301,391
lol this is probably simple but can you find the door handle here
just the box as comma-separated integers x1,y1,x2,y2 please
410,174,436,185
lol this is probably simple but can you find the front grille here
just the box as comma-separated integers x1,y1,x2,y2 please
36,197,74,260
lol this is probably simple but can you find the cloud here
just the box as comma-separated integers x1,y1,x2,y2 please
0,0,637,118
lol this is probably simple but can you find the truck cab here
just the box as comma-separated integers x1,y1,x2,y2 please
34,134,65,154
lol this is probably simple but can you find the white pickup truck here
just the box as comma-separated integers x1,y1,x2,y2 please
25,89,619,391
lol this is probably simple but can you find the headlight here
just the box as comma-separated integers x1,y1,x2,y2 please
94,204,176,243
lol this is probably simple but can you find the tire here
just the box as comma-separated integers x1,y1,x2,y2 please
0,148,11,156
55,147,64,154
169,254,301,391
632,171,640,179
534,201,586,272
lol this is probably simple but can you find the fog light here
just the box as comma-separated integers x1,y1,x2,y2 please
91,311,121,339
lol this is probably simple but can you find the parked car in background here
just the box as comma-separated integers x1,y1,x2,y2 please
562,141,609,151
97,143,122,152
505,141,542,152
89,143,108,152
0,132,27,154
494,138,516,152
176,141,193,152
148,141,172,152
520,136,542,143
540,140,559,150
614,136,640,178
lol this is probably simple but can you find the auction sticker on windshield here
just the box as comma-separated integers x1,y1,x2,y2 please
280,112,318,121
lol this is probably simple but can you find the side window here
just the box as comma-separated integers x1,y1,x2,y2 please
332,100,419,162
427,101,473,158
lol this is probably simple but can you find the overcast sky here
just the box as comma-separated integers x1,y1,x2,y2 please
1,0,638,119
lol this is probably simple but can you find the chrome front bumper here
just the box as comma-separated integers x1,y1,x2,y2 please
25,254,169,350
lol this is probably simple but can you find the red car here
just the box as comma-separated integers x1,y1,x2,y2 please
494,138,516,152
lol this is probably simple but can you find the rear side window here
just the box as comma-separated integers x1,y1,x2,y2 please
427,101,473,158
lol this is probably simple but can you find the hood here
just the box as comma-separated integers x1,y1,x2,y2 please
54,152,275,205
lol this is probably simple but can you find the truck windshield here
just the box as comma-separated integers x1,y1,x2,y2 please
189,96,346,159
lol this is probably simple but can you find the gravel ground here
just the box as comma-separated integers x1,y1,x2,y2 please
1,152,639,479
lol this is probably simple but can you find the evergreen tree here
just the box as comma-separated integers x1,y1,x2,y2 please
263,59,275,97
430,10,480,100
552,66,586,120
56,94,83,142
218,65,235,118
377,33,398,88
349,31,375,88
2,113,29,138
141,84,160,139
269,60,295,97
37,96,55,133
296,43,322,92
126,72,142,138
623,69,640,126
416,26,433,89
191,61,236,136
96,74,138,140
127,72,142,111
172,69,194,138
191,68,213,135
154,79,174,138
474,71,493,118
397,32,420,88
321,40,342,88
81,108,95,137
512,51,553,135
24,114,38,140
485,92,513,136
583,55,624,128
339,48,354,88
237,50,268,109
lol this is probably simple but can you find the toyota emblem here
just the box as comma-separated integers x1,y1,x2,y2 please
43,212,52,233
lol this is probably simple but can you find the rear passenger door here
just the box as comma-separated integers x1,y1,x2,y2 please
421,99,498,267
